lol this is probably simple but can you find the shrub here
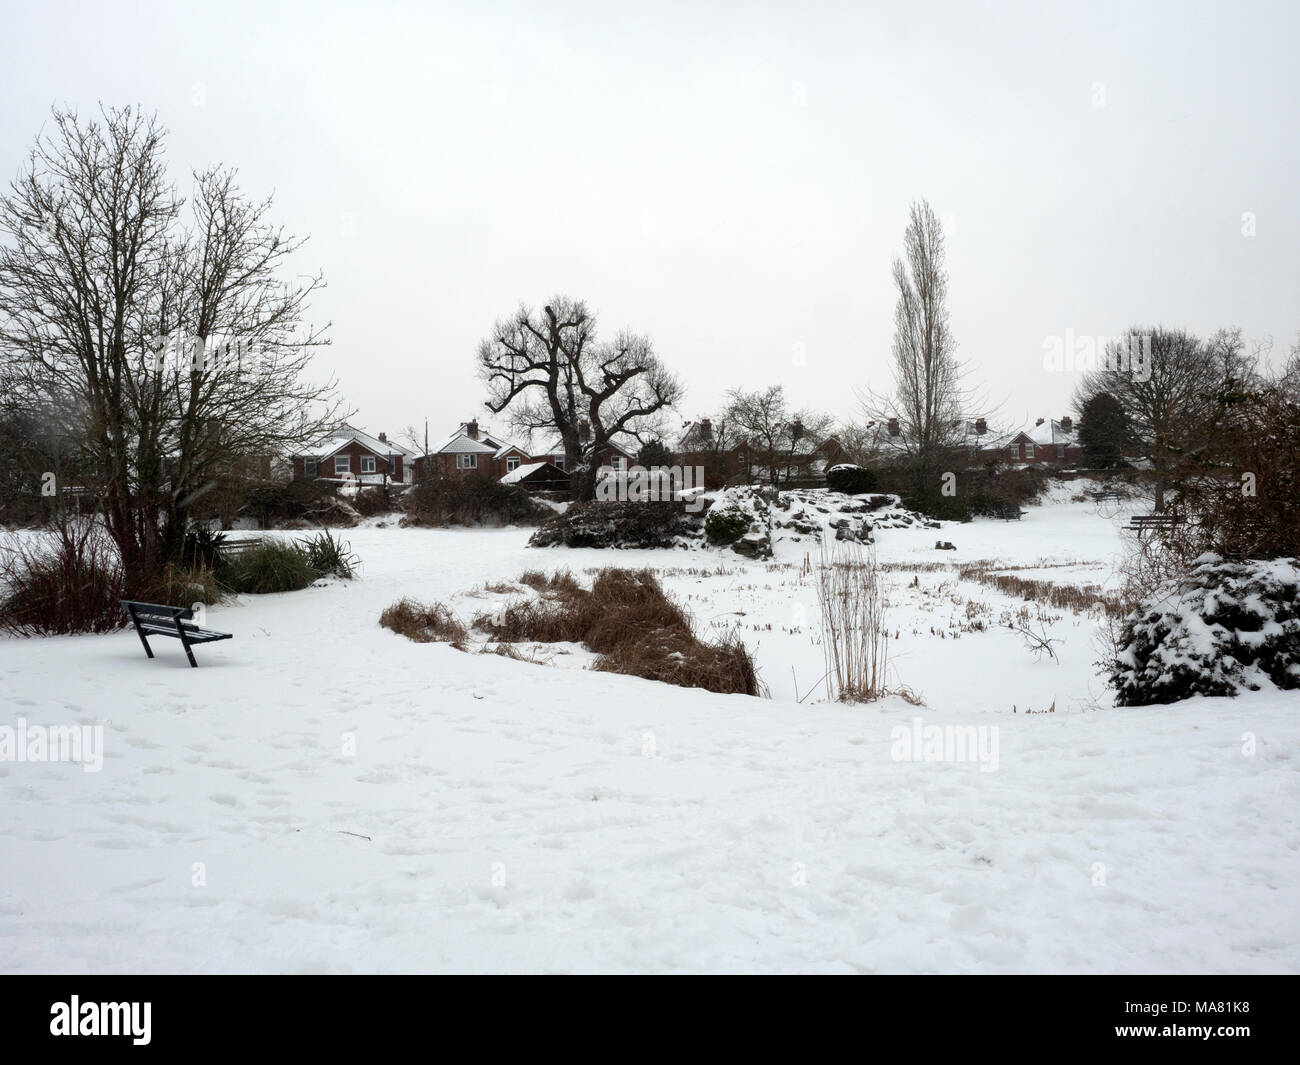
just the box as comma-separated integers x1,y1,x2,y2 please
704,507,749,545
0,520,126,636
826,464,879,495
404,476,546,527
1108,554,1300,706
352,487,394,518
143,563,224,607
529,500,705,549
182,526,226,568
967,494,1022,520
299,529,358,579
379,598,468,647
473,567,761,695
221,539,319,594
242,479,360,528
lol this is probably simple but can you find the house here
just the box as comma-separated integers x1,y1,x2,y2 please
991,417,1081,464
291,424,415,484
675,418,746,484
422,420,532,481
531,421,638,474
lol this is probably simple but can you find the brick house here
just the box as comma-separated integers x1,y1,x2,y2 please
291,424,415,483
422,420,532,481
991,417,1082,464
531,423,638,474
674,418,746,485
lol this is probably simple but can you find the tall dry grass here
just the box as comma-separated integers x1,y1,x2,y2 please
816,539,890,703
474,567,761,696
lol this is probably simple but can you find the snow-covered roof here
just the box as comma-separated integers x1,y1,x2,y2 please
500,461,551,484
432,422,524,457
1024,419,1076,447
537,435,637,460
296,424,414,461
675,420,717,451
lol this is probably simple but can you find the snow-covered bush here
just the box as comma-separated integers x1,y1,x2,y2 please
704,508,749,545
705,486,773,558
1109,554,1300,706
529,500,705,549
825,464,879,495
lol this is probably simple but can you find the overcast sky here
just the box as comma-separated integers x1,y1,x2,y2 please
3,0,1298,445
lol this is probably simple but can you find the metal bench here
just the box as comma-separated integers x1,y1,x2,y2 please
1128,513,1181,533
120,600,232,668
215,535,264,559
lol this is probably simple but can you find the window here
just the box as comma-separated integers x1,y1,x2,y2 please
610,455,626,472
1008,447,1018,461
304,459,317,479
506,456,521,473
457,453,477,470
1025,444,1035,460
1056,444,1065,459
554,455,565,471
334,455,350,474
360,455,376,474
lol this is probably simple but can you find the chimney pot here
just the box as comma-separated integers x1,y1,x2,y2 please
378,431,387,442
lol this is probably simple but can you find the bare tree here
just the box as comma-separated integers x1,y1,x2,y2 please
477,297,682,500
860,200,971,496
0,105,344,590
1072,326,1251,511
721,385,833,486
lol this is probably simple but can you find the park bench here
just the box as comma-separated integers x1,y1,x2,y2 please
215,535,264,560
120,600,232,668
1128,513,1181,533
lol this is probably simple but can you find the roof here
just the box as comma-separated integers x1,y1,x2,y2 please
500,460,566,484
675,420,717,451
990,419,1077,451
537,435,638,460
432,422,524,457
295,423,414,461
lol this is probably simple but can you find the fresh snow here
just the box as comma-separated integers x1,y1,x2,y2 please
1,490,1297,973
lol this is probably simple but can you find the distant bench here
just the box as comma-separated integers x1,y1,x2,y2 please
120,601,232,668
1128,514,1181,533
215,535,264,559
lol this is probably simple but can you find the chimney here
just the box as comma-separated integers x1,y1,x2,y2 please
1060,416,1072,432
466,420,478,440
1035,418,1045,426
378,431,387,442
887,417,900,437
975,418,987,435
700,417,713,440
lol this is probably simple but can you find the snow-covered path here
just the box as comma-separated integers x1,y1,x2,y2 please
2,502,1298,973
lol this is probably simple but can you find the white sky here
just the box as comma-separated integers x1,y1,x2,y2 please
3,0,1297,444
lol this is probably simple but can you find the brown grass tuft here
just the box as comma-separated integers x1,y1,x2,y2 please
379,598,469,648
478,567,761,696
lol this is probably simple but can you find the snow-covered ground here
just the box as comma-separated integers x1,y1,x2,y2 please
2,490,1297,973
